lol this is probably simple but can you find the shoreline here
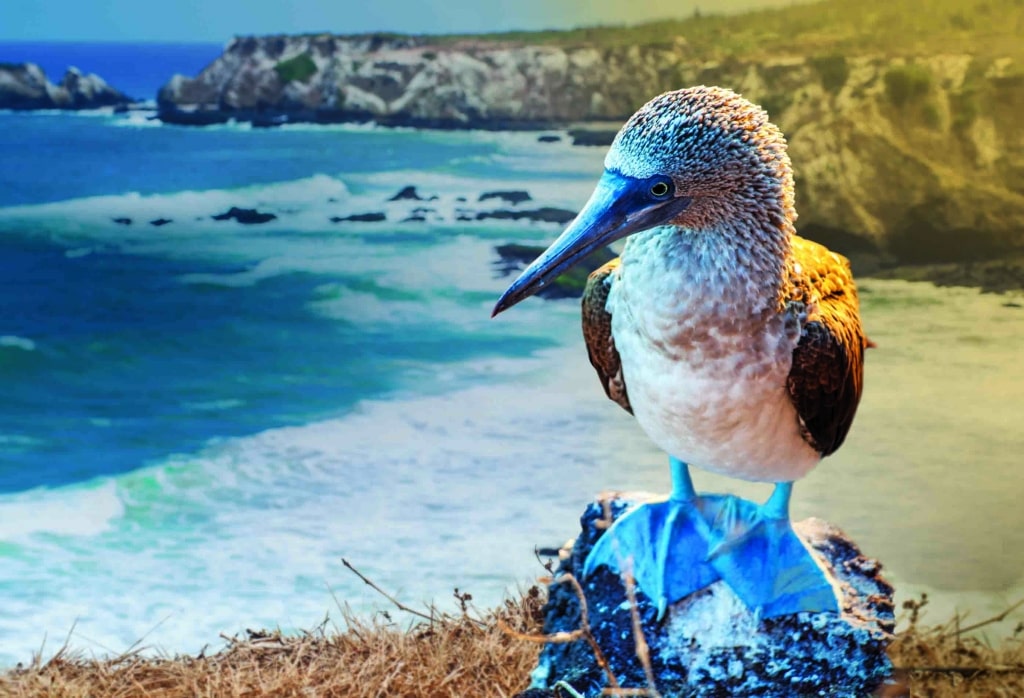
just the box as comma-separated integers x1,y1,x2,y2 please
862,258,1024,296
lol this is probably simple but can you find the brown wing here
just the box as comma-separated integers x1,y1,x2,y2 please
786,236,868,457
582,258,632,414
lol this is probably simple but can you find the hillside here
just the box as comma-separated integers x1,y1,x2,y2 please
156,0,1024,267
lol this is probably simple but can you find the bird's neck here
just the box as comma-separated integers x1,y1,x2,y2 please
621,201,794,320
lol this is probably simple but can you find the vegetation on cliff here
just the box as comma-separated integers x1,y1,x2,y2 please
430,0,1021,60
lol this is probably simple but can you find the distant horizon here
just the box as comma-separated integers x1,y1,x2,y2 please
0,0,811,43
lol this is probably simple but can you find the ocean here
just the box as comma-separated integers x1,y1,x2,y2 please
0,43,1022,669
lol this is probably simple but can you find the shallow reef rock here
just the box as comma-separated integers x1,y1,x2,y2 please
212,207,278,224
0,63,133,110
493,243,614,300
521,494,895,698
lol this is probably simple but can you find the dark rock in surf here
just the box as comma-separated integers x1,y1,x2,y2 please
479,190,532,205
476,208,577,225
493,243,615,300
330,212,386,223
567,128,618,147
388,186,436,202
212,207,278,224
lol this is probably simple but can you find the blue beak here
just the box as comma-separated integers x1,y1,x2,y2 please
492,170,691,316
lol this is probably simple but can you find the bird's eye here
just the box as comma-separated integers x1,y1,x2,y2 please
650,181,671,198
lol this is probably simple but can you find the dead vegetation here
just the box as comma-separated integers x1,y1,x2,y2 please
3,567,1024,698
887,594,1024,697
0,562,544,698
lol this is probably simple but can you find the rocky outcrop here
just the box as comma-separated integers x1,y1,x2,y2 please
0,63,133,110
523,494,895,697
157,36,1024,266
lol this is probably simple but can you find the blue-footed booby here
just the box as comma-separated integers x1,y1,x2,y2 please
493,86,868,618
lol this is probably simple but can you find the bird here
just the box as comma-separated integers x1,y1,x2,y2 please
492,86,869,619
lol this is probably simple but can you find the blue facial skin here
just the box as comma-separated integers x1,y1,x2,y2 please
492,169,692,316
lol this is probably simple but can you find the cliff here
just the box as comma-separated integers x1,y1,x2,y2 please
156,0,1024,266
0,63,133,110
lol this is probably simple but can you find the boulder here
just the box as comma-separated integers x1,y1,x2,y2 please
523,494,895,698
0,63,132,110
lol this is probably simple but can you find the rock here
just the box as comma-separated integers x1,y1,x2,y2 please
479,190,532,205
476,208,577,225
388,186,436,202
330,212,386,223
252,114,289,128
0,63,133,110
149,218,173,227
869,257,1024,293
527,494,895,697
112,217,132,226
211,207,278,224
493,243,615,300
567,128,618,147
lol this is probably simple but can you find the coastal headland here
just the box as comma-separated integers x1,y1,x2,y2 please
3,0,1022,283
154,0,1024,284
0,62,133,109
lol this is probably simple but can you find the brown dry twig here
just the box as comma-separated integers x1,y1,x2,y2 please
341,558,439,624
614,570,662,698
498,573,621,691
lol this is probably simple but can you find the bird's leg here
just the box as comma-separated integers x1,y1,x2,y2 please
669,455,696,501
658,457,697,595
762,481,792,519
584,456,719,620
705,481,839,617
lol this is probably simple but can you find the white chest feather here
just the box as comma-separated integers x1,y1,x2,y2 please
607,229,819,482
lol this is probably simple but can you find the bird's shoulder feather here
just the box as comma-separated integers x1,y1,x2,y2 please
784,236,868,457
582,258,632,414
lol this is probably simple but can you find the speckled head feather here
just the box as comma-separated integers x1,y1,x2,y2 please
606,86,796,233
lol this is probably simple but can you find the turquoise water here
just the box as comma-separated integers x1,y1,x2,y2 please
0,109,1021,667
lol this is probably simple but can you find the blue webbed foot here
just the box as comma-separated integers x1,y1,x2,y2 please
583,457,719,619
582,461,839,619
705,483,839,617
582,494,720,619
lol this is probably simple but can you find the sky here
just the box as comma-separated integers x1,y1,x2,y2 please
0,0,807,42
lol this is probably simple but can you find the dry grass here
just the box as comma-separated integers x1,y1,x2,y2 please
4,581,1024,698
887,594,1024,697
0,581,545,698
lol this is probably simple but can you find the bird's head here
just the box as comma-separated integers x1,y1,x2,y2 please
492,85,794,317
